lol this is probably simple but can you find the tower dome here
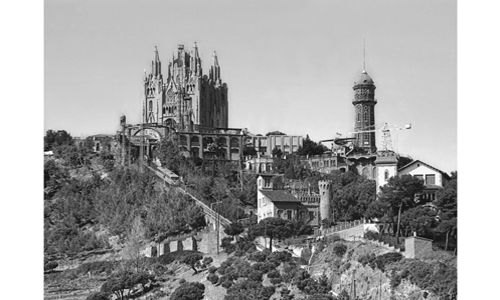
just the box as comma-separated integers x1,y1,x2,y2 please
355,70,374,85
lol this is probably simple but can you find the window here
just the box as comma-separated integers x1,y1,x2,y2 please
414,175,424,182
309,211,314,220
287,210,292,220
425,174,436,185
384,169,389,180
264,177,271,188
277,210,283,218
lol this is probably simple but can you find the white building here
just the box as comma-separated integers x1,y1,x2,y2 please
257,175,302,222
397,160,450,201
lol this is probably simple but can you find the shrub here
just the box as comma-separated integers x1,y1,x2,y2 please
358,253,376,268
267,269,280,278
390,271,402,288
86,292,108,300
44,261,58,272
208,266,217,274
248,269,264,282
252,261,276,274
270,277,283,285
179,278,186,284
332,242,347,257
221,279,233,288
170,282,205,300
248,251,268,262
181,253,203,274
76,261,117,275
267,251,292,263
280,288,294,300
225,279,274,300
224,223,244,237
234,249,245,257
202,256,213,266
374,252,403,272
207,273,219,285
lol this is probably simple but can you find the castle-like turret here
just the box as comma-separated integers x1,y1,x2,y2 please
318,180,332,226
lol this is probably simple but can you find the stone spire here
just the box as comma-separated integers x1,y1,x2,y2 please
210,50,221,84
152,46,161,77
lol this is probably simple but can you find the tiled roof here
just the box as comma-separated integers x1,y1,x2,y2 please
398,159,449,178
260,190,300,203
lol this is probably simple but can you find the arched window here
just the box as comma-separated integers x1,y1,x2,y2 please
148,100,153,111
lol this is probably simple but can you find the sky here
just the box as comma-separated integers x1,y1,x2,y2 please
45,0,456,172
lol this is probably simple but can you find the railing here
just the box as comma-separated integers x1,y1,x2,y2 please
316,219,365,236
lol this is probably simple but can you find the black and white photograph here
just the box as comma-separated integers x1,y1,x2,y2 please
10,0,494,299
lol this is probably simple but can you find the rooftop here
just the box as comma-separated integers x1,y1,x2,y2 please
260,190,300,203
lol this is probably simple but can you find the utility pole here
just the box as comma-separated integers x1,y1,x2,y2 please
396,201,403,244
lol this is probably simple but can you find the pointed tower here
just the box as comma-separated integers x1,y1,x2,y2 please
352,47,377,153
144,46,164,124
209,51,221,85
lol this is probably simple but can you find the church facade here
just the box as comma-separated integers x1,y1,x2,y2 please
144,44,228,131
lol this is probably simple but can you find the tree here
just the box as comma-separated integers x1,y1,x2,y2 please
171,282,205,300
44,129,73,150
224,223,244,238
243,146,257,157
181,253,203,274
400,206,438,237
435,217,457,251
296,135,328,156
249,217,294,251
272,147,283,158
378,175,425,239
123,216,146,272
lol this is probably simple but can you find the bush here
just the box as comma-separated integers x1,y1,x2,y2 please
44,261,58,272
207,273,219,285
179,278,186,284
270,277,283,285
267,269,280,278
86,292,108,300
332,242,347,257
221,279,233,288
224,223,244,237
358,253,376,268
234,249,245,257
171,282,205,300
202,256,213,266
374,252,403,272
252,261,276,274
248,269,264,282
248,251,268,262
225,279,275,300
208,266,217,274
76,261,117,275
181,253,203,274
267,251,292,263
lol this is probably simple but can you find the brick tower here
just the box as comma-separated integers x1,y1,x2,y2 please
352,68,377,153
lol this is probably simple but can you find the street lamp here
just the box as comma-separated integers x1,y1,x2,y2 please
210,201,223,255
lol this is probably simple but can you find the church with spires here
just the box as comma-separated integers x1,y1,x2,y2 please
144,43,228,131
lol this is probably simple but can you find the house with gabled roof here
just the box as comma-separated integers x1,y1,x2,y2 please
397,159,450,202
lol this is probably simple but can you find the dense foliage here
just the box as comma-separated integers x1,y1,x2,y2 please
248,217,294,251
170,282,205,300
